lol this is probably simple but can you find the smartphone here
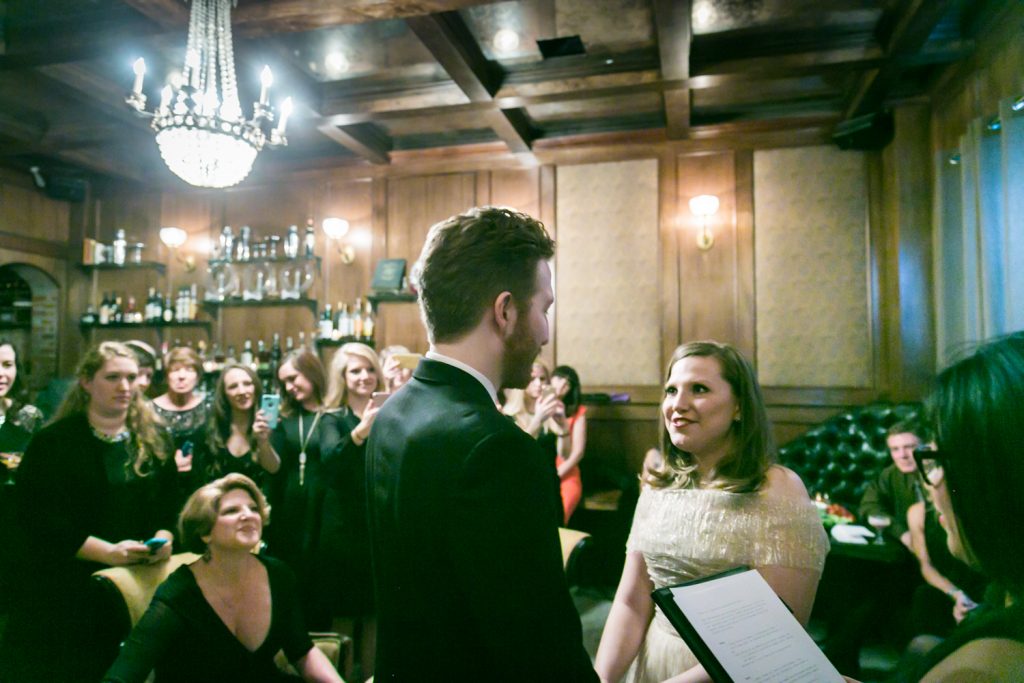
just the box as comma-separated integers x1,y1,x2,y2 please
540,385,556,400
144,537,168,553
180,440,193,457
392,353,422,371
371,391,391,408
260,394,281,429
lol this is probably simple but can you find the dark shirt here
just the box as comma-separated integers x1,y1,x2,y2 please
103,555,311,683
0,412,177,682
858,463,923,541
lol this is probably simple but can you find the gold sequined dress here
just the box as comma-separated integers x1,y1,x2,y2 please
624,486,829,682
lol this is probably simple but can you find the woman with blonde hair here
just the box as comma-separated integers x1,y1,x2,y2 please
595,341,828,683
323,342,382,676
0,342,177,682
102,473,342,682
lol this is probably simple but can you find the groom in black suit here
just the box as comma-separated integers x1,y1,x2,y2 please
366,207,597,682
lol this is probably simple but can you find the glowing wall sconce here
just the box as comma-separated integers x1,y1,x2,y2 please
159,226,195,271
322,217,355,265
688,194,719,251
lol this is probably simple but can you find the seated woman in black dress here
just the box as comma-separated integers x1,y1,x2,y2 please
847,332,1024,682
103,473,343,683
0,341,177,683
0,339,43,468
201,363,280,489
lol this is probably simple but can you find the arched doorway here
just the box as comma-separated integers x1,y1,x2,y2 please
0,263,60,393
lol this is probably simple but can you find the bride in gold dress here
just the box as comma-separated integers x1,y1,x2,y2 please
595,341,829,683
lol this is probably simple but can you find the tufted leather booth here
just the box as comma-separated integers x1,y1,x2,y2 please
778,402,922,509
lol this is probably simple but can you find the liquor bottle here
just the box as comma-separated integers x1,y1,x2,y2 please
285,335,294,354
124,295,138,324
240,339,254,368
303,219,316,258
237,225,252,262
150,288,163,323
189,284,199,320
112,229,127,266
213,343,226,369
225,344,237,365
163,293,174,323
298,331,306,349
257,339,270,377
362,299,375,341
334,303,348,338
219,225,234,261
271,333,282,365
98,292,111,325
112,294,123,324
352,297,364,339
319,304,334,340
284,225,299,259
270,333,282,379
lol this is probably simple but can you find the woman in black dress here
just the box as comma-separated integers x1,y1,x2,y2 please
103,473,342,683
152,346,210,498
267,348,346,631
0,341,177,682
325,342,384,675
0,339,43,466
201,363,280,490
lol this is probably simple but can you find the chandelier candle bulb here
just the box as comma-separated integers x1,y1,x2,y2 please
276,97,293,134
132,58,145,95
159,85,172,113
259,66,273,105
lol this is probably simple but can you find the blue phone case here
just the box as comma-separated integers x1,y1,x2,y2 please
261,394,281,429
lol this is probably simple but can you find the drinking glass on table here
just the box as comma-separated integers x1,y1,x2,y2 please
0,451,23,471
867,513,892,545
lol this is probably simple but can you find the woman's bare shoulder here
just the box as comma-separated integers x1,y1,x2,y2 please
762,465,812,502
921,638,1024,682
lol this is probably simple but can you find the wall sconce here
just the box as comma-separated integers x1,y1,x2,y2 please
322,217,355,265
688,194,720,251
159,226,196,272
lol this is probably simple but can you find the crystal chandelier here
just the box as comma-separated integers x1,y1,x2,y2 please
126,0,292,188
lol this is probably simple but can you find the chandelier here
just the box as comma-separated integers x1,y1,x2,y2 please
126,0,291,188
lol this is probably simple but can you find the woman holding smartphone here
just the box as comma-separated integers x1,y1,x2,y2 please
202,363,280,489
0,340,43,474
0,342,177,682
324,342,383,677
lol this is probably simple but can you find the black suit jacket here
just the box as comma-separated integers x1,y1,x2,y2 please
366,359,598,682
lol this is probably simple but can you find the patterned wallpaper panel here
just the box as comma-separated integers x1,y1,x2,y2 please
555,159,661,386
753,147,872,387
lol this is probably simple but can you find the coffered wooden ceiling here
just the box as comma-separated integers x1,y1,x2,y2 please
0,0,1000,187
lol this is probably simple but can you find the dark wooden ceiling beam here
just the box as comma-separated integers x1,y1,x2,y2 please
406,12,500,101
316,123,392,165
653,0,692,139
844,0,957,118
406,11,534,154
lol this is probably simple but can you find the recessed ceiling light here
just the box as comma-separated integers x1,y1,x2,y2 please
325,51,350,76
493,28,520,53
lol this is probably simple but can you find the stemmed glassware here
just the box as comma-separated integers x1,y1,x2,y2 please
867,513,892,545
